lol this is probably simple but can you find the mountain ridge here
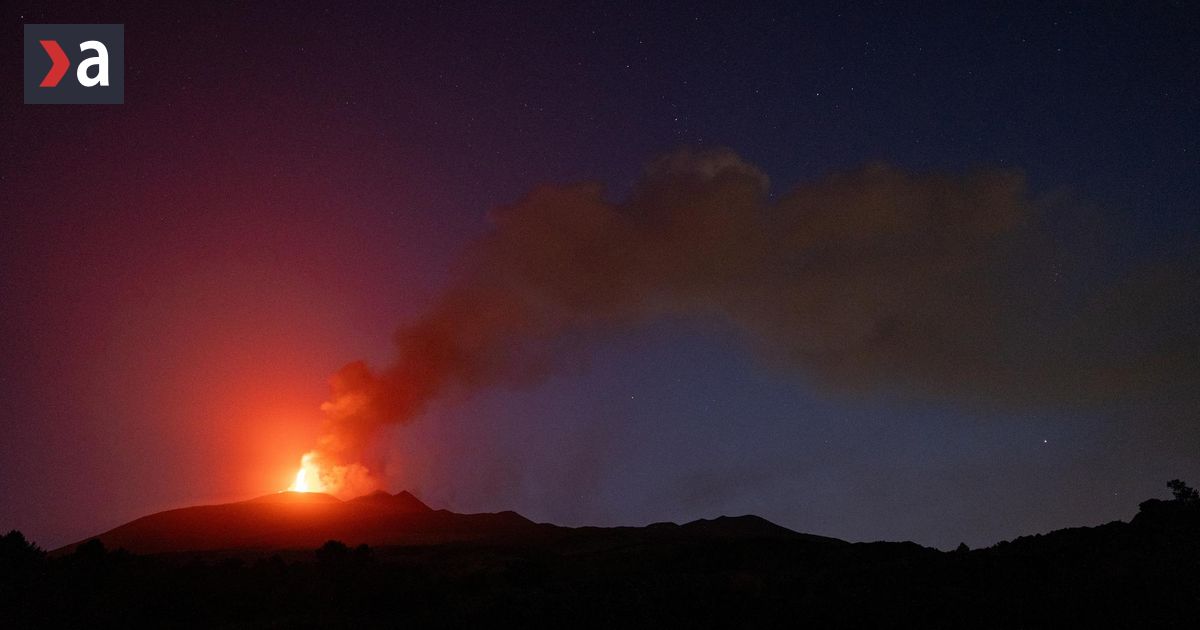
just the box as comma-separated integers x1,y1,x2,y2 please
15,491,1199,628
53,490,814,556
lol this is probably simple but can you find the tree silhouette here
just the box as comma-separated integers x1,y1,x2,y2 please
0,530,45,569
1166,479,1198,502
316,539,350,564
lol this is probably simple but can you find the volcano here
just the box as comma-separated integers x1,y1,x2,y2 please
55,491,545,555
54,490,820,555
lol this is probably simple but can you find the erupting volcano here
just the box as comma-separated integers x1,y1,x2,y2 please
283,450,380,497
287,453,322,493
53,488,561,555
6,2,1199,627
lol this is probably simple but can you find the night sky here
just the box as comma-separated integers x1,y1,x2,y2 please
3,2,1198,551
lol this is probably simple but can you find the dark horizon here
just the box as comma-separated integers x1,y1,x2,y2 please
8,482,1196,628
36,479,1200,558
3,1,1198,553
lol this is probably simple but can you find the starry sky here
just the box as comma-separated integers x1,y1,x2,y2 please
2,1,1198,550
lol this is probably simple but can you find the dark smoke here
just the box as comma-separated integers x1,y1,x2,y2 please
306,149,1198,492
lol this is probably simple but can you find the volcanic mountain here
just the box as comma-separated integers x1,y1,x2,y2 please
54,490,822,555
55,491,545,555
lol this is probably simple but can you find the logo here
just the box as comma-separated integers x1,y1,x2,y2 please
24,24,124,104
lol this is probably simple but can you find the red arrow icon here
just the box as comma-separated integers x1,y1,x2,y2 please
38,40,69,87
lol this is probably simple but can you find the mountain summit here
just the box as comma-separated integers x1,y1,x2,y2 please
55,490,533,555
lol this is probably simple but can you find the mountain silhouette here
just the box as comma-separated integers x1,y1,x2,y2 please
54,490,549,555
7,488,1199,627
54,490,830,556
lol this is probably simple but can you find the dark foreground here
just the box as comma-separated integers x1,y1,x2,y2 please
3,498,1197,628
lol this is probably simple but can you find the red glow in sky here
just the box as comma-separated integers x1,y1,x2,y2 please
3,3,1197,552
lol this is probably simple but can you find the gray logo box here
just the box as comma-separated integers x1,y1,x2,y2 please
24,24,124,104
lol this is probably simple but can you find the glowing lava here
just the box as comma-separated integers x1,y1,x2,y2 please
287,452,327,493
282,450,380,497
291,467,310,492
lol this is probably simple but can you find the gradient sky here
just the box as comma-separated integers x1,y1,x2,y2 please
3,1,1198,550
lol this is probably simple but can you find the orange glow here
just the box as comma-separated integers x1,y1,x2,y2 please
287,452,328,493
291,467,310,492
283,450,381,497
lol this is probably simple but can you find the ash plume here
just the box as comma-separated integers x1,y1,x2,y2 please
303,149,1198,494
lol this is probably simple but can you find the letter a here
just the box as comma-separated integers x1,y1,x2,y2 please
77,41,109,87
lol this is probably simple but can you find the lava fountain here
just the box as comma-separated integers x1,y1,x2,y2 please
287,452,329,493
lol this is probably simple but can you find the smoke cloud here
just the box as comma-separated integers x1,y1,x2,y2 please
299,149,1198,495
